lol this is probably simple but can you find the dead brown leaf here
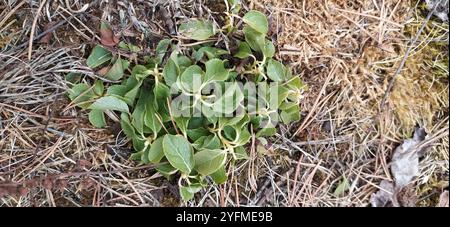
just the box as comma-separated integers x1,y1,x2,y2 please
97,66,111,76
39,21,56,44
100,21,119,47
157,6,176,35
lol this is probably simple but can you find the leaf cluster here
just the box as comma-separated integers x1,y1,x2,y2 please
68,4,305,201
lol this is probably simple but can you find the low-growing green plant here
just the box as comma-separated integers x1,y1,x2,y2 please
68,4,305,201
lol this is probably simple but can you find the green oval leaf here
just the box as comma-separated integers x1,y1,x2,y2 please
66,72,81,83
205,59,229,82
266,59,286,82
156,163,178,180
120,112,135,139
236,127,251,145
162,134,195,173
212,82,244,115
228,0,241,13
179,65,203,93
244,26,265,52
179,184,202,201
243,10,268,34
187,128,210,141
148,137,165,163
88,109,106,128
280,103,300,124
87,45,112,68
179,19,216,41
155,39,171,64
106,84,127,97
89,96,129,113
194,135,221,150
333,176,350,197
286,76,304,90
234,146,249,160
123,78,143,106
194,149,227,176
202,135,222,149
131,91,148,134
68,83,95,108
210,166,227,184
93,80,104,96
173,117,190,136
144,92,162,134
163,59,178,87
256,127,276,138
234,42,252,59
195,47,228,61
131,65,152,80
105,57,129,81
262,39,275,58
154,82,170,100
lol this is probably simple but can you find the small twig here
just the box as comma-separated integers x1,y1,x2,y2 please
294,136,350,146
248,125,257,192
28,0,48,61
64,0,90,13
288,155,303,205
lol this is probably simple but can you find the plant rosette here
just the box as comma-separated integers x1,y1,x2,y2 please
68,4,306,202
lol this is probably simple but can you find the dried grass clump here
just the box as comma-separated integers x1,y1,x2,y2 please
242,0,448,206
389,2,448,134
1,0,167,207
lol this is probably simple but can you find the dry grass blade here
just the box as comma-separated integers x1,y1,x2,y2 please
28,0,48,60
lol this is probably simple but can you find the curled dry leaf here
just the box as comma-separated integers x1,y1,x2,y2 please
0,175,72,198
0,184,16,198
437,191,449,207
371,128,428,207
39,21,56,44
391,128,427,188
97,66,111,76
100,21,120,47
371,183,419,207
370,180,396,207
157,6,176,35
